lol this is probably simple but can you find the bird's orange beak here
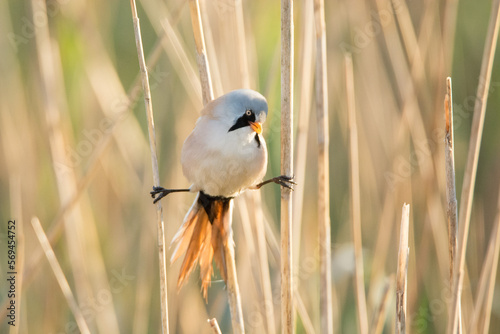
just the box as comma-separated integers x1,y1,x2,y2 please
249,121,262,134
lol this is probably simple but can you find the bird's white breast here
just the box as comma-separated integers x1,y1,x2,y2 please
181,116,267,197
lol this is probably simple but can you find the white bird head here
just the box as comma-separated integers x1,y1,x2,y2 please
202,89,268,134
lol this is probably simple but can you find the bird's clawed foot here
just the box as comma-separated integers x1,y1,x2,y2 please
150,187,190,204
255,175,296,190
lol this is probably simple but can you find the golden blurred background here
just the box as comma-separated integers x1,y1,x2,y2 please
1,0,500,333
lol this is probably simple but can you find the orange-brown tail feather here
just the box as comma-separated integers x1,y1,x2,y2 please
170,192,233,299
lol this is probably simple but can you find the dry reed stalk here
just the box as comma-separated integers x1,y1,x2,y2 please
208,318,223,334
480,194,500,334
3,40,166,313
34,4,131,332
449,1,500,333
396,204,410,334
281,0,294,332
129,1,170,332
391,0,425,86
233,0,251,88
188,0,214,105
224,240,245,333
132,221,155,334
345,53,369,334
374,0,431,178
369,194,396,288
444,77,459,327
468,206,499,333
31,0,87,297
228,2,276,330
261,211,317,333
30,1,122,331
370,276,394,334
249,194,277,334
292,4,318,326
444,78,458,270
294,291,316,334
187,1,244,332
292,0,314,264
30,217,90,334
314,1,332,333
139,0,203,105
237,198,268,334
160,18,202,106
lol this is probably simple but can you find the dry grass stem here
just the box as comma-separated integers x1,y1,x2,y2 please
468,203,500,333
4,0,500,332
31,217,90,334
345,53,369,334
261,210,317,333
224,241,245,334
396,204,410,334
281,0,294,332
233,0,250,88
314,1,332,333
249,194,276,334
208,318,222,334
480,194,500,334
444,76,460,331
449,1,500,333
31,0,122,331
228,2,276,330
188,0,214,105
160,18,202,106
0,39,167,320
294,291,316,334
292,0,314,264
129,0,169,332
370,276,394,334
187,1,244,332
444,76,458,284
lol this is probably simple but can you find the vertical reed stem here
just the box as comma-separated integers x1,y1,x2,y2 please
444,76,460,330
188,1,244,332
396,204,410,334
481,194,500,334
314,1,332,332
129,1,169,332
188,0,214,105
31,217,90,334
449,1,500,333
281,0,294,332
345,53,368,334
371,276,394,334
444,77,458,283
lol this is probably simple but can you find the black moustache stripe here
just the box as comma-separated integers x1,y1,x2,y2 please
255,133,261,147
228,112,256,132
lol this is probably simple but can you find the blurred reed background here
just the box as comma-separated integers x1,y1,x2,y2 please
1,0,500,333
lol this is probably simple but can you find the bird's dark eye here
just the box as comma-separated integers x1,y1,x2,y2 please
245,109,252,116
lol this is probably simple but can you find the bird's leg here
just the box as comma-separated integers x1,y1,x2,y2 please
150,186,191,204
254,175,296,190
